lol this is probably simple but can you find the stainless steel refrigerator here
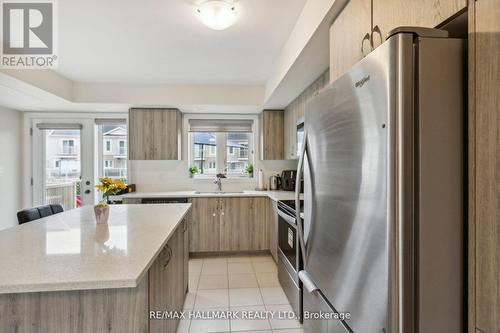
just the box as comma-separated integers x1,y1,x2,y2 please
295,28,465,333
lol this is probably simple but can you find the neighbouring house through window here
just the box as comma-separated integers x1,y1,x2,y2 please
189,118,254,177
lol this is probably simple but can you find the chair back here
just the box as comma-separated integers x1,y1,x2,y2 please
17,208,41,225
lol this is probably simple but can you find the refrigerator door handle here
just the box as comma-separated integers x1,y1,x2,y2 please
295,129,308,266
298,270,319,293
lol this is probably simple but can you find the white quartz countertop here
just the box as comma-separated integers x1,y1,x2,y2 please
0,204,191,294
117,190,297,202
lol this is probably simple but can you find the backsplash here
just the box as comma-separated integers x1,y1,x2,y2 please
130,159,298,192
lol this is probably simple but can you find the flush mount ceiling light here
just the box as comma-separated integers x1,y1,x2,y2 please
196,0,237,30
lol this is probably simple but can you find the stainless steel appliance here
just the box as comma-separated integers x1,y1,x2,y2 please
297,118,304,157
281,170,297,191
277,200,304,320
269,175,282,190
295,28,465,333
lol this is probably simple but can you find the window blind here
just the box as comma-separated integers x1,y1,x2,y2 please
36,123,83,130
95,118,127,125
188,119,253,132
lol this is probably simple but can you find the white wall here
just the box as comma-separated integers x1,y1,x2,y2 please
130,159,297,192
0,107,23,230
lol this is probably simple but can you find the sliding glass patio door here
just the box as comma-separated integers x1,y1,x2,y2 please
32,119,95,209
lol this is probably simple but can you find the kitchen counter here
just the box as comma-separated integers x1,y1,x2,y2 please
0,203,191,294
116,190,298,202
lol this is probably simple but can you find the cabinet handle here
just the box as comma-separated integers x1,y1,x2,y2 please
361,32,371,57
212,213,217,217
221,212,225,216
163,245,172,269
371,25,383,49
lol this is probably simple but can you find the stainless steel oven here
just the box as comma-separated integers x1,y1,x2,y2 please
277,200,303,321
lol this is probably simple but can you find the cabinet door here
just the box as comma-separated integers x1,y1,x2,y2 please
149,237,176,333
220,197,269,251
372,0,466,48
329,0,371,82
474,0,500,331
261,110,284,160
174,224,185,315
183,218,189,293
189,198,220,252
268,199,279,262
129,108,181,160
284,108,297,159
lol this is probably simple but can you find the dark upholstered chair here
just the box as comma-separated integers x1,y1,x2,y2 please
37,205,53,218
50,204,64,214
17,204,64,225
17,208,42,225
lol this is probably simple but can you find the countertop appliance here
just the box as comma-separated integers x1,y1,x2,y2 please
281,170,297,191
295,28,465,333
277,199,304,321
269,175,281,190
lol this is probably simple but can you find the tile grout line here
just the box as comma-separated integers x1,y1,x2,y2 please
251,259,273,331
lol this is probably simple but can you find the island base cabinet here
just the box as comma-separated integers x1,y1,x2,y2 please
149,221,187,333
0,222,189,333
0,277,149,333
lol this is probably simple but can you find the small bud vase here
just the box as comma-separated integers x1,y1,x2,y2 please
94,202,109,225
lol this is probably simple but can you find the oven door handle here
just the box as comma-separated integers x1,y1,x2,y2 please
278,209,296,227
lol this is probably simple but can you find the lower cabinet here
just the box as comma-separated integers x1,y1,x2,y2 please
149,221,187,333
268,199,279,262
189,197,270,253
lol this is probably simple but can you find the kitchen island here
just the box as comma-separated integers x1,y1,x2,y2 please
0,204,191,333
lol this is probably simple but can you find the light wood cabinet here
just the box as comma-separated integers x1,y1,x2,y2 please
183,218,189,293
329,0,467,82
220,197,268,251
189,198,221,252
284,107,298,159
260,110,284,160
470,0,500,332
129,108,182,160
268,199,279,262
372,0,467,48
189,197,270,253
284,70,330,159
149,222,187,333
329,0,371,82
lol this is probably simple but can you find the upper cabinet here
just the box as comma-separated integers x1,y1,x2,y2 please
284,70,330,159
260,110,284,160
329,0,467,82
129,108,182,160
372,0,467,48
330,0,372,82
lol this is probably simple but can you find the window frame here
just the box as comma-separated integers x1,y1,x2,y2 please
186,115,256,179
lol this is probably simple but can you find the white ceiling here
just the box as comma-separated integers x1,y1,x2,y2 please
55,0,307,85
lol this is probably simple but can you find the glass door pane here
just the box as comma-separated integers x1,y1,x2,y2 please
32,119,94,209
99,123,128,182
43,129,82,210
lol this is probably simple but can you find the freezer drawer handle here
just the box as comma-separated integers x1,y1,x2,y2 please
298,270,319,293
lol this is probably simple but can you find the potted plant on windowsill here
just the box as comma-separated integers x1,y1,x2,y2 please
94,177,127,225
188,165,199,178
245,164,254,178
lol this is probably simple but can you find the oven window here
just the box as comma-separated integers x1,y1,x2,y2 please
279,216,297,269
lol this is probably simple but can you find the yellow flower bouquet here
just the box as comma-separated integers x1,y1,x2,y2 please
94,178,126,224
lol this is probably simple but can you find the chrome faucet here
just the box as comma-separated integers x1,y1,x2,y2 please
214,174,225,191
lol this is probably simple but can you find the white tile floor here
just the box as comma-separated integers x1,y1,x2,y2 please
178,255,303,333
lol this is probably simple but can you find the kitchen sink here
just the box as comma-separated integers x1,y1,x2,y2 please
194,191,244,194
